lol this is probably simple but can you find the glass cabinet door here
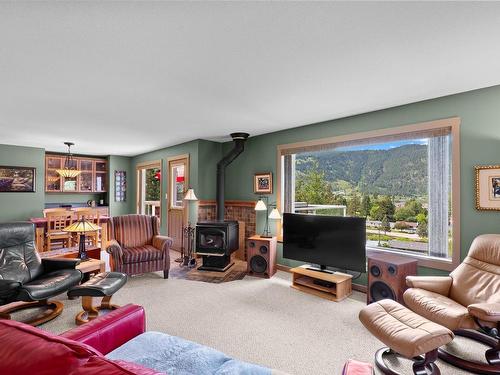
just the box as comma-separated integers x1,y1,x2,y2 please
78,159,93,191
80,159,93,171
45,156,62,192
46,157,62,169
94,160,107,192
95,161,107,172
46,170,61,192
79,172,93,191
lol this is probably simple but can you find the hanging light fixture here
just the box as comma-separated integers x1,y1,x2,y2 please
56,142,81,178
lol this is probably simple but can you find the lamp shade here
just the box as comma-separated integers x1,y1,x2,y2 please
268,208,281,220
56,169,81,178
183,188,198,201
254,199,267,211
63,220,100,233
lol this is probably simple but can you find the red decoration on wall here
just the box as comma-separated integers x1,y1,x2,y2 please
154,171,161,180
176,176,184,183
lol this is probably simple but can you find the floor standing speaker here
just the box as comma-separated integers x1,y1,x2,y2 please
246,236,277,278
367,251,417,304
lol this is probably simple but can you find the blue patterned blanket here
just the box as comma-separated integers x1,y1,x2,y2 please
106,331,272,375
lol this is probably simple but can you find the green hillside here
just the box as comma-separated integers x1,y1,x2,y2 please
295,144,428,197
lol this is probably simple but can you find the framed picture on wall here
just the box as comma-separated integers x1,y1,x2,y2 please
475,165,500,210
0,166,36,192
254,172,272,194
114,170,127,202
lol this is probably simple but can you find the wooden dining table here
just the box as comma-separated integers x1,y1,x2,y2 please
30,215,111,253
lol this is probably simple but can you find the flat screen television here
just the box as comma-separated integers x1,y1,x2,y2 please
283,213,366,273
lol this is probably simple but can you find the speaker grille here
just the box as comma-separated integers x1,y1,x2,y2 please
250,255,268,274
370,265,381,277
370,281,396,302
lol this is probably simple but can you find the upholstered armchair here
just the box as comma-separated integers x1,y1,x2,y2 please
107,215,172,278
0,222,82,325
404,234,500,374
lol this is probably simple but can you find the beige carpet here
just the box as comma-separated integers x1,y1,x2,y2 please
37,268,486,375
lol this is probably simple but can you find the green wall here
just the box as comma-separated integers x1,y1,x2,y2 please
108,155,134,217
222,85,500,279
0,144,45,221
197,140,222,201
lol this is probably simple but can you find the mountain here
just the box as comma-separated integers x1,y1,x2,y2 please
295,144,428,196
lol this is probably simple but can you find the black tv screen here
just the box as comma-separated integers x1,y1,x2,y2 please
283,213,366,273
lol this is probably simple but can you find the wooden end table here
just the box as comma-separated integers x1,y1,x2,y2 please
76,258,106,281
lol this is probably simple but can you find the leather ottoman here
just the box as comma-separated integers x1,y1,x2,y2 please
68,272,127,325
359,299,454,375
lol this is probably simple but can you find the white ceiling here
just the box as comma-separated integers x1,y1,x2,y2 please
1,2,500,156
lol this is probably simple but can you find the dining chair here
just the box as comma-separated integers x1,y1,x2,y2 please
72,207,101,247
45,210,73,251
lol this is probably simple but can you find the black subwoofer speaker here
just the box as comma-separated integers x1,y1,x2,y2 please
246,236,277,278
367,252,418,305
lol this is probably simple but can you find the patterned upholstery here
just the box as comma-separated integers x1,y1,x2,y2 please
106,215,172,277
122,246,163,264
111,215,155,248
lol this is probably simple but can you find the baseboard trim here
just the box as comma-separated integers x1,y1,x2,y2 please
276,264,367,294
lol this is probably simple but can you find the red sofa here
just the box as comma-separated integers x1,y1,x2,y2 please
0,304,163,375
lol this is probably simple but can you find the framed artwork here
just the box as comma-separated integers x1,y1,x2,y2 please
0,166,36,192
114,170,127,202
475,165,500,210
254,172,273,194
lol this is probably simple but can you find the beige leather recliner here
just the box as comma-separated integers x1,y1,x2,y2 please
404,234,500,374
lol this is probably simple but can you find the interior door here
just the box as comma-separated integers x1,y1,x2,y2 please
167,156,189,251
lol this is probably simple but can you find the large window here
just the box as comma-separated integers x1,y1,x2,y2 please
278,118,460,270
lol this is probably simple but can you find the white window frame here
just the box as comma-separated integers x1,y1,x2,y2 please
276,117,461,271
136,160,163,221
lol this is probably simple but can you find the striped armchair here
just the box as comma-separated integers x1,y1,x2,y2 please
106,215,172,278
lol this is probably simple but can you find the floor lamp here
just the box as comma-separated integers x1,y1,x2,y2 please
180,188,198,267
255,196,281,238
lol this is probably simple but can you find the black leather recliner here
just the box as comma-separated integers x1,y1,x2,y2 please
0,222,82,325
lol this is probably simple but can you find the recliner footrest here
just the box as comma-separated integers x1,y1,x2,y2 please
68,272,127,325
359,299,454,375
68,272,127,299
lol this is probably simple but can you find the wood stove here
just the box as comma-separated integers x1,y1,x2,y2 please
196,221,239,271
196,132,249,272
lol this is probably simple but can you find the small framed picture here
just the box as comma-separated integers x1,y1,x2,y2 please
254,172,272,194
0,166,36,192
475,165,500,210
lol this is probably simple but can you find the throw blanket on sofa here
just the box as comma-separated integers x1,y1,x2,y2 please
106,331,272,375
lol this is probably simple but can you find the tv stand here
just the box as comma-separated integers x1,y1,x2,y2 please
305,266,334,275
290,265,352,302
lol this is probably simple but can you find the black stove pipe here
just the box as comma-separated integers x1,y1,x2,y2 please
216,132,249,221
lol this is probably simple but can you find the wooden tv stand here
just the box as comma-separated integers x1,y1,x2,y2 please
290,265,352,302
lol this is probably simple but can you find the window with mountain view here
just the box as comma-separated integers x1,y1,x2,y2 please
279,123,457,263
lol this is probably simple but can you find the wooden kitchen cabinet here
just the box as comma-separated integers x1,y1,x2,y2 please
45,154,108,193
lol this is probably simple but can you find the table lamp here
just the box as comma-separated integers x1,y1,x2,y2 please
64,219,100,262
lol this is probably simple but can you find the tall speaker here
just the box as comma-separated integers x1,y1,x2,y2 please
367,252,417,304
246,236,277,278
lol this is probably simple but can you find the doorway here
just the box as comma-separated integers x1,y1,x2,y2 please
167,155,189,251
